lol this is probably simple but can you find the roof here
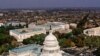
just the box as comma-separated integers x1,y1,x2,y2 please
10,27,44,35
84,27,100,31
45,32,57,41
10,44,73,56
36,22,65,30
10,44,41,54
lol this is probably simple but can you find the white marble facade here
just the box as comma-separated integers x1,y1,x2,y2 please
84,27,100,36
9,28,46,42
40,31,62,56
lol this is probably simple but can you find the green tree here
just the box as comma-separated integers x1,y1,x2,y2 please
64,39,75,47
58,38,66,47
23,34,46,45
85,36,100,48
72,28,83,35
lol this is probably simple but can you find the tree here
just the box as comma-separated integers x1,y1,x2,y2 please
0,33,17,54
22,38,33,44
58,38,66,47
64,39,75,47
85,36,100,48
0,26,6,33
64,32,73,39
75,37,85,47
72,28,83,35
77,13,90,28
18,24,24,28
23,34,46,45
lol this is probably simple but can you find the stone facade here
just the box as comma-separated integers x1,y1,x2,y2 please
84,27,100,36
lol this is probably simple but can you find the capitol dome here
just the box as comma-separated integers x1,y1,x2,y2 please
43,31,59,46
45,32,57,41
43,31,60,50
41,30,62,56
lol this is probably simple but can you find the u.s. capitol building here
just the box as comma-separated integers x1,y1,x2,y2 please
9,22,71,42
9,31,74,56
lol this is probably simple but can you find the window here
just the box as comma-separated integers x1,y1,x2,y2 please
86,31,88,34
49,50,54,53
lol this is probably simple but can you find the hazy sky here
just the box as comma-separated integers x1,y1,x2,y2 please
0,0,100,8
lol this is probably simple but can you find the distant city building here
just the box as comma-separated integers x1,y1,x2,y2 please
69,23,77,28
28,22,36,29
9,22,71,42
9,28,46,42
6,21,26,26
84,27,100,36
21,10,34,13
0,13,3,16
35,22,70,32
0,22,4,27
9,31,73,56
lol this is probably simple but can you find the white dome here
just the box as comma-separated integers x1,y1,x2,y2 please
45,32,57,41
43,31,59,47
41,30,62,56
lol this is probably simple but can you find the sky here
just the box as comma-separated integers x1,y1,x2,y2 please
0,0,100,8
